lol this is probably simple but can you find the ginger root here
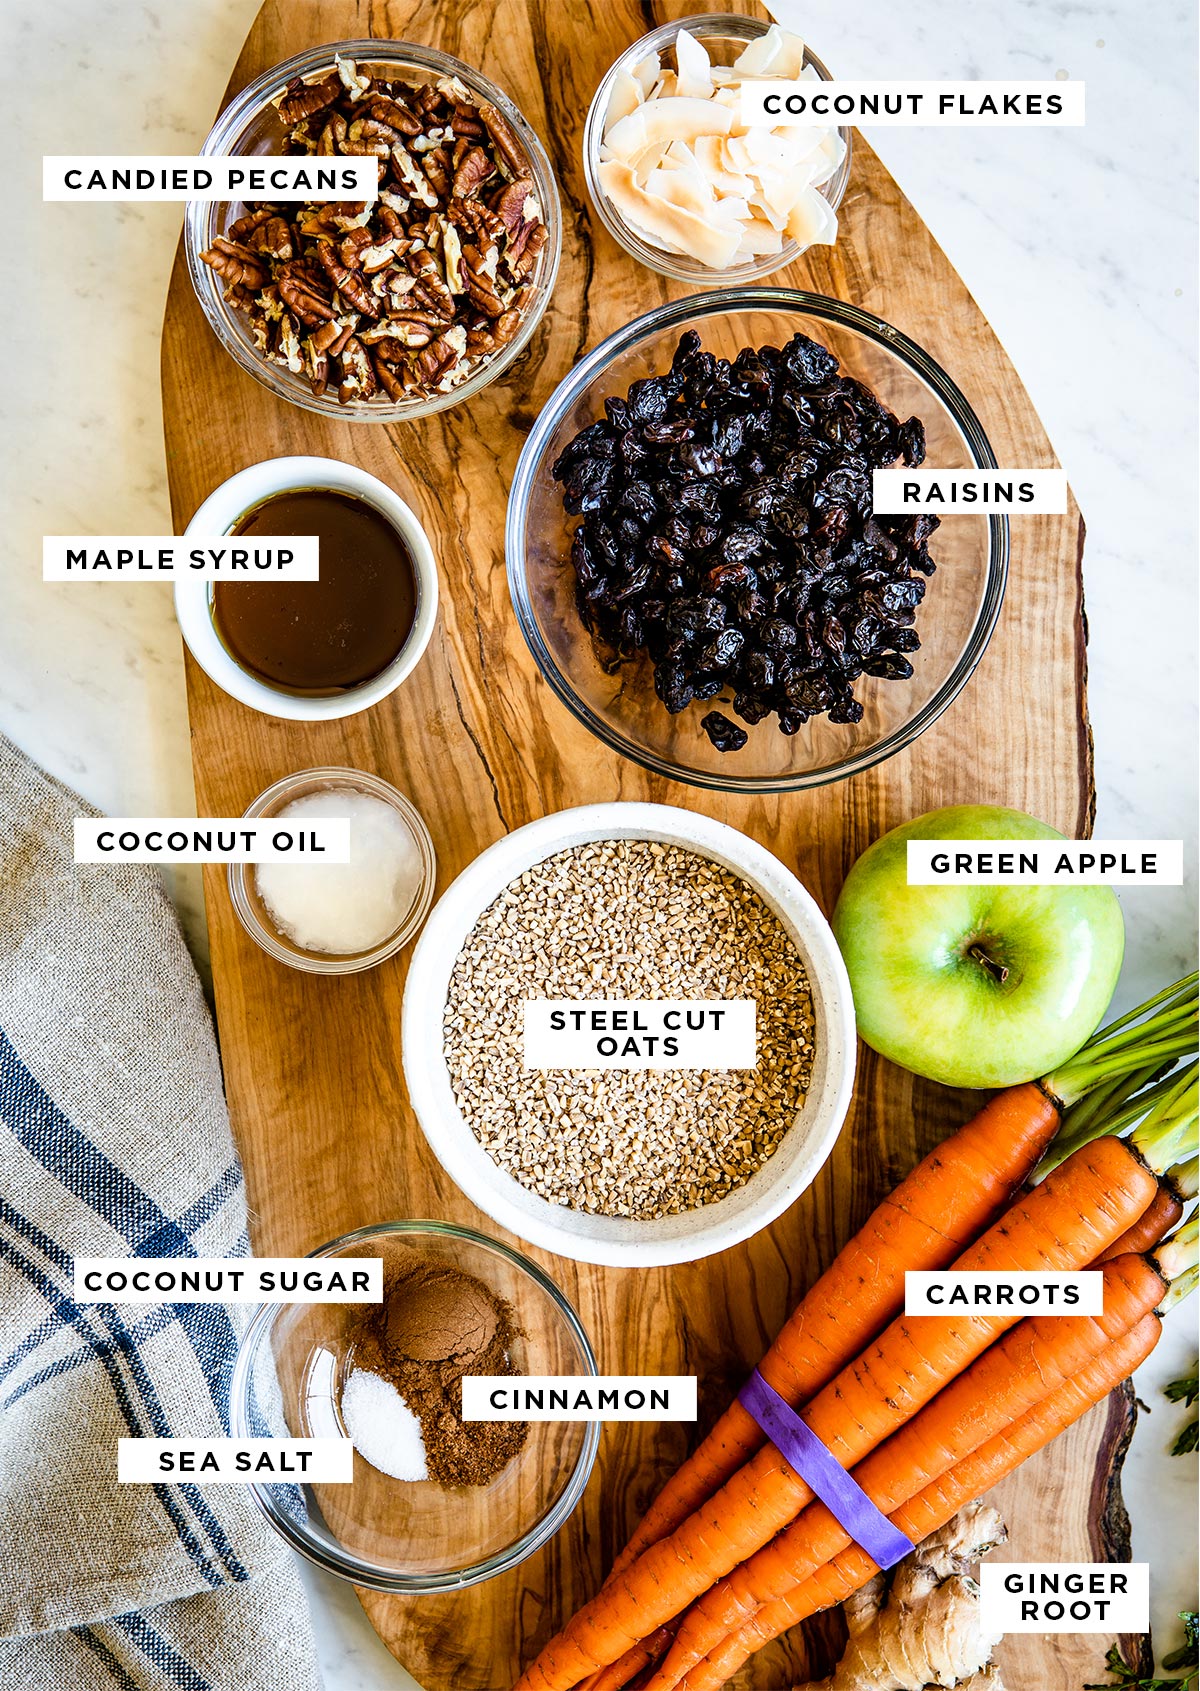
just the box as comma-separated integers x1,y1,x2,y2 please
797,1503,1009,1691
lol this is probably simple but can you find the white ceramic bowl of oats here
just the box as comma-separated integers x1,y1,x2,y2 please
401,801,855,1266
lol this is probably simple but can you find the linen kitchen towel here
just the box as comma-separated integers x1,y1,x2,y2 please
0,734,322,1691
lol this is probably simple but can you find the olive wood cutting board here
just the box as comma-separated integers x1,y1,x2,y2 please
161,2,1146,1686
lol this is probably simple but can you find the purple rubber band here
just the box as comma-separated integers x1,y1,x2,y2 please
738,1370,914,1571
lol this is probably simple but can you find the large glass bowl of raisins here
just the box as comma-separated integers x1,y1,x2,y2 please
506,289,1008,792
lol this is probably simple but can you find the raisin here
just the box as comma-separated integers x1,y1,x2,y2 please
701,711,748,753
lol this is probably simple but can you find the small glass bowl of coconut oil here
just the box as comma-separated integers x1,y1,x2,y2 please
229,767,436,974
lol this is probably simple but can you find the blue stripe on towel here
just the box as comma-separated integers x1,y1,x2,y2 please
0,1227,225,1589
71,1626,144,1691
112,1612,213,1691
176,1163,244,1239
2,1307,176,1407
1,1034,246,1424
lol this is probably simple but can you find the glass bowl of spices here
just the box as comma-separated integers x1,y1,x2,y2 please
506,287,1008,793
403,801,856,1267
584,16,850,284
229,767,436,973
184,40,561,420
231,1219,599,1592
177,456,439,722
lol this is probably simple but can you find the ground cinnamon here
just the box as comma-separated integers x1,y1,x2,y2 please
345,1244,528,1488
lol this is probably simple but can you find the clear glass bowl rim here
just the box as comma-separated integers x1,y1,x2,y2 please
582,13,852,285
227,766,437,974
230,1217,600,1593
183,37,563,423
505,285,1009,795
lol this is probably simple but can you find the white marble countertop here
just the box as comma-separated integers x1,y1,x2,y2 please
8,0,1196,1685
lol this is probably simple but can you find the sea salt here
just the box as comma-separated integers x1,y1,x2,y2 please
255,788,422,954
340,1367,428,1482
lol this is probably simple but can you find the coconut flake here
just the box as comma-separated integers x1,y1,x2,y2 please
674,28,713,99
597,159,740,268
598,25,839,269
605,68,645,128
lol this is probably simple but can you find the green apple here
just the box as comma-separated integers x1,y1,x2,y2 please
832,804,1125,1089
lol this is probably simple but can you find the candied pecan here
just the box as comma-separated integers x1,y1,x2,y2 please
406,247,455,318
335,55,372,100
338,226,374,268
277,73,340,126
359,238,402,274
372,352,407,400
510,219,548,278
228,206,277,242
305,342,329,395
449,100,485,137
466,309,520,354
309,317,345,354
337,336,376,403
276,261,335,323
245,215,294,260
478,101,525,178
421,145,452,200
353,115,416,154
461,248,504,317
366,93,421,136
315,242,380,317
317,112,348,154
452,144,494,199
495,176,535,232
371,324,436,353
200,237,268,291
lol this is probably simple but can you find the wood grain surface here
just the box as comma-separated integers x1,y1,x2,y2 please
161,2,1145,1687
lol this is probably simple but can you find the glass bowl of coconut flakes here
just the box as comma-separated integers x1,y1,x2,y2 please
583,15,851,284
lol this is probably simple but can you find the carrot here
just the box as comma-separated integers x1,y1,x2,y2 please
1095,1183,1183,1261
593,981,1197,1623
645,1251,1166,1691
599,1082,1060,1591
582,1639,672,1691
675,1316,1163,1691
511,1135,1157,1691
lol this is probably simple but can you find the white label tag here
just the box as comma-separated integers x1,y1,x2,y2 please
74,1258,382,1304
740,81,1085,127
44,537,320,582
43,155,379,202
979,1564,1149,1633
522,1000,756,1069
461,1376,697,1422
905,1272,1103,1316
871,470,1067,514
73,818,351,865
118,1438,354,1483
906,840,1183,886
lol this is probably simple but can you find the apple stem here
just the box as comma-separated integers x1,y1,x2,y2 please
968,943,1009,985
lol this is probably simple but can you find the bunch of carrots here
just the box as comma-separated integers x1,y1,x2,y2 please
514,974,1200,1691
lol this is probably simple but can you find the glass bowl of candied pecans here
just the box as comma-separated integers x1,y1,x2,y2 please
185,40,561,420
